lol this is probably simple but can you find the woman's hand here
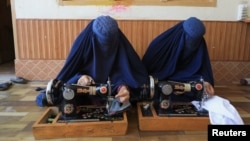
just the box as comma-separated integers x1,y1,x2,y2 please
115,85,130,104
77,75,95,86
204,81,214,96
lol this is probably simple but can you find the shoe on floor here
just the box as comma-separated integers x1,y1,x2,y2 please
35,87,45,91
10,77,28,84
0,82,12,91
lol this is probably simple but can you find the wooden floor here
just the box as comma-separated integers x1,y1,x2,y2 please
0,61,250,141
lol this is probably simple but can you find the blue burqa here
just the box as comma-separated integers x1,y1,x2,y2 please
57,17,150,104
36,16,149,107
57,20,148,91
142,17,214,102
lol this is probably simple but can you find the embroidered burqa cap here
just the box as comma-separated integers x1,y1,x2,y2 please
92,15,119,44
183,17,205,39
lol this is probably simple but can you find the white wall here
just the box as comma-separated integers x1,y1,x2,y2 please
13,0,250,21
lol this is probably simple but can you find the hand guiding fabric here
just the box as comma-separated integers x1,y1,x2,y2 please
115,85,130,104
77,75,95,86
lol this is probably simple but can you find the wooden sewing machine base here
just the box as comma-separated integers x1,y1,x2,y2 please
137,102,210,131
32,107,128,140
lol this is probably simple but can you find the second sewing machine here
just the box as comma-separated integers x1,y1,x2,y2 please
139,76,209,117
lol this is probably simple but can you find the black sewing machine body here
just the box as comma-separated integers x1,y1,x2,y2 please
59,83,111,119
140,76,209,117
42,76,209,119
42,78,127,120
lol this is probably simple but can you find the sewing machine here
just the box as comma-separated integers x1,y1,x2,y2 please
139,76,209,117
33,78,128,139
136,76,210,131
39,76,210,133
42,78,128,121
42,75,209,120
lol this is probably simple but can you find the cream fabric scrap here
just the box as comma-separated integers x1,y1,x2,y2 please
192,95,244,125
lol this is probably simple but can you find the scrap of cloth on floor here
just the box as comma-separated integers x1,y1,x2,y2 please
192,95,244,125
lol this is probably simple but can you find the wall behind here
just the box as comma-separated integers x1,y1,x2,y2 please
14,0,250,21
11,0,250,84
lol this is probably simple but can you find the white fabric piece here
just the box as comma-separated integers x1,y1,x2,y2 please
192,95,244,125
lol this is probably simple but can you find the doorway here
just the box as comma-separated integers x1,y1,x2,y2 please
0,0,15,64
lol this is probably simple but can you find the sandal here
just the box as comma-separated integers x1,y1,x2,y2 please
10,77,28,84
0,82,12,91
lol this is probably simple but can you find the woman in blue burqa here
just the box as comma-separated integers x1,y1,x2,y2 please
142,17,215,102
36,15,149,110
